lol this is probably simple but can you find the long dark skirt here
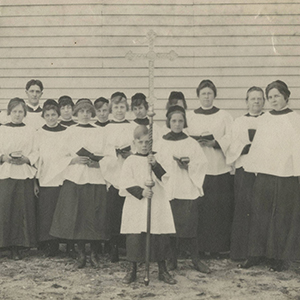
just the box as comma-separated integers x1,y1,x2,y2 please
107,185,125,236
247,174,300,260
38,186,61,242
0,178,37,248
230,168,256,260
170,199,199,238
50,180,110,241
198,173,234,253
126,233,171,262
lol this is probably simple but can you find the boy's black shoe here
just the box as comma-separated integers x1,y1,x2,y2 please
158,271,177,285
122,262,137,284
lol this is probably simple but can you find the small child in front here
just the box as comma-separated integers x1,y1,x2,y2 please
119,125,177,285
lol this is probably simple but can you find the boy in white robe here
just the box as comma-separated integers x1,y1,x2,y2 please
120,125,176,285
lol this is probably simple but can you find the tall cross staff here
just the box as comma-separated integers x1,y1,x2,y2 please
126,30,178,286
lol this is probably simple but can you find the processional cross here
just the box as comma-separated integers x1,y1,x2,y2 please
125,30,178,286
125,30,178,105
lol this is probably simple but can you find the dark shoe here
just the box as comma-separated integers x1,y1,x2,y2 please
11,247,21,260
76,241,86,269
66,242,77,259
269,259,284,272
122,263,137,284
77,253,86,269
192,260,211,274
158,271,177,285
238,257,261,269
167,258,177,271
46,240,59,257
90,251,100,269
111,245,119,263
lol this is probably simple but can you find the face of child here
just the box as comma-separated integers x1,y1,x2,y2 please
267,88,287,111
26,84,43,106
134,134,150,155
96,103,109,122
246,90,265,115
133,104,147,119
10,104,25,124
170,113,185,133
111,102,127,120
77,108,92,124
44,109,59,127
60,104,73,121
198,87,215,108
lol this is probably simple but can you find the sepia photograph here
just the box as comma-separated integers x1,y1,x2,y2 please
0,0,300,299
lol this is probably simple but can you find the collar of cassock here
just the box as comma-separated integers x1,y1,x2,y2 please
163,131,188,141
26,104,42,113
76,123,95,128
110,119,130,124
194,106,220,115
60,119,77,127
133,117,149,126
42,124,67,132
6,122,26,127
245,112,264,117
95,120,110,127
270,108,293,115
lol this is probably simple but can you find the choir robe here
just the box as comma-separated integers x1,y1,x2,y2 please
50,123,110,241
156,131,208,238
243,108,300,260
24,105,45,130
100,119,135,236
59,119,77,127
226,112,263,260
120,154,176,262
0,123,38,248
35,124,70,242
186,106,234,252
94,120,110,127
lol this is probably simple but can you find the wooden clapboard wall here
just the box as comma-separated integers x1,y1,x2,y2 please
0,0,300,122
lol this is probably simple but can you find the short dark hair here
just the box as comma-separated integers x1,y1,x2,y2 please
7,97,27,116
73,98,96,118
25,79,44,91
42,99,60,117
265,80,291,101
94,97,109,109
131,93,148,110
246,86,265,101
58,95,74,108
196,79,217,98
166,91,187,109
166,105,187,129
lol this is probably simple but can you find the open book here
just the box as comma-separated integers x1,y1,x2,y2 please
76,147,104,162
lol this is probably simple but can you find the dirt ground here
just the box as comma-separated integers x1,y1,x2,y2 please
0,246,300,300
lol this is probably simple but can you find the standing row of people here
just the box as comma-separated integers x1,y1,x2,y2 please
0,78,299,285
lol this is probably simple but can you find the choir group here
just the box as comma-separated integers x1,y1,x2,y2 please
0,78,300,285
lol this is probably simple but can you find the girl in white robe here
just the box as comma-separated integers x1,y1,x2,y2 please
94,97,110,127
120,125,176,285
100,92,135,262
156,106,210,274
130,93,162,149
35,99,70,257
0,98,38,260
242,80,300,271
186,79,234,255
50,99,109,269
58,95,77,127
225,87,265,261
